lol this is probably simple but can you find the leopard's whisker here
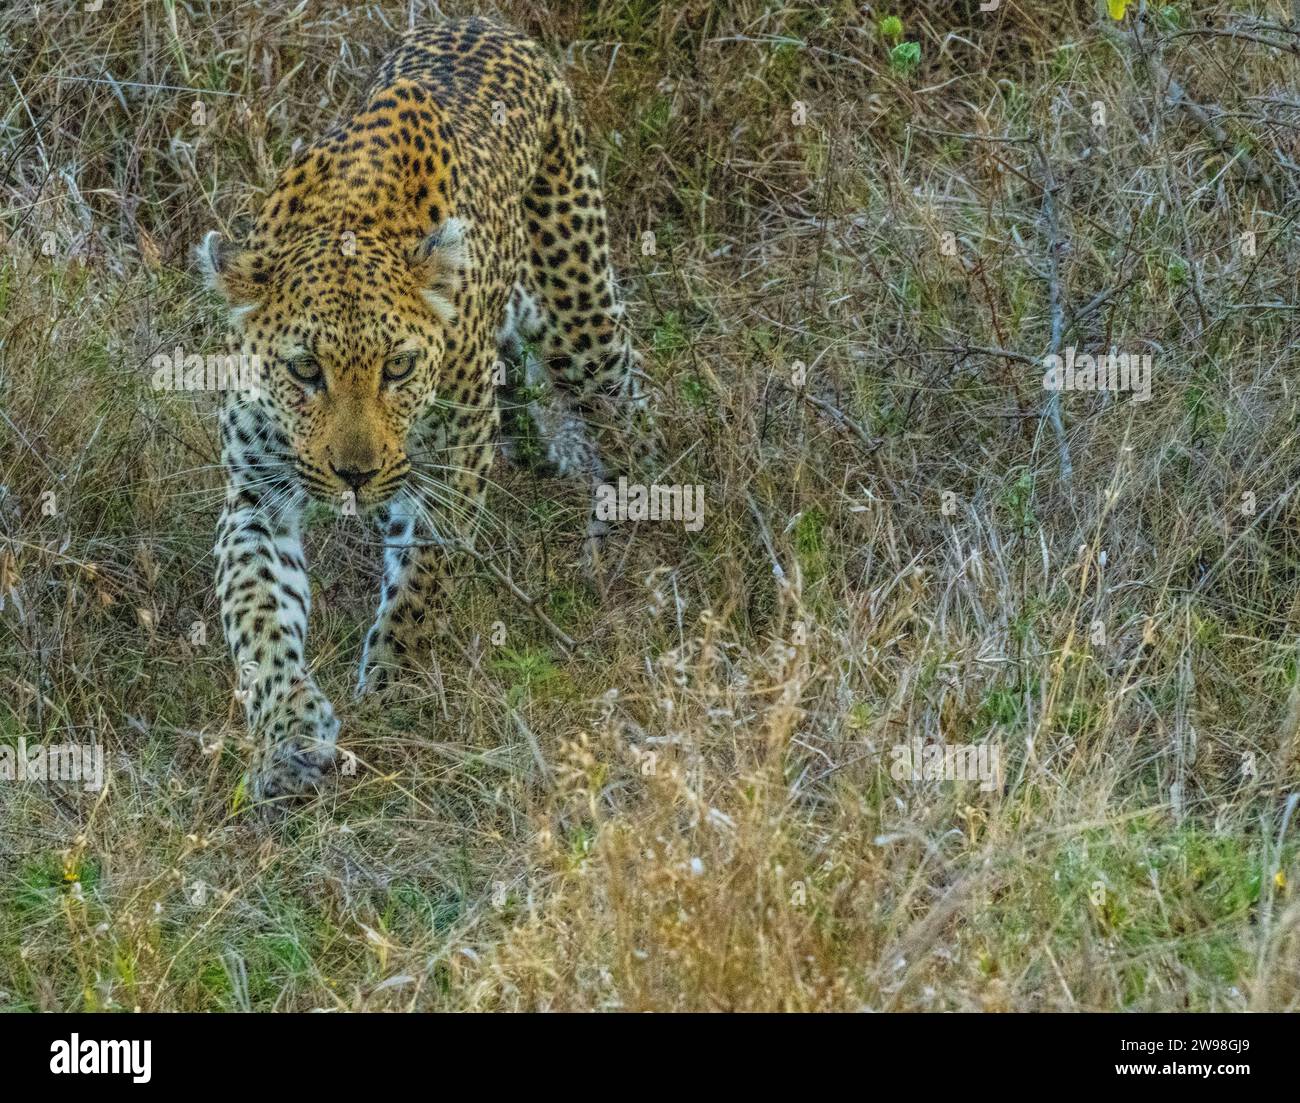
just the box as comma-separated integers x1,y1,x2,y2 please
404,468,514,526
410,461,539,518
404,476,508,543
404,467,514,527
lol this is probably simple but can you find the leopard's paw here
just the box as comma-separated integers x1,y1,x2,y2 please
356,633,400,699
251,680,339,807
357,622,435,699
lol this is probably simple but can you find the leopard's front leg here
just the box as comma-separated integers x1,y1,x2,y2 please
215,407,338,803
355,497,450,695
358,405,495,694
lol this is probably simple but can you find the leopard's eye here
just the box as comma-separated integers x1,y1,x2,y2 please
286,356,322,385
384,351,420,383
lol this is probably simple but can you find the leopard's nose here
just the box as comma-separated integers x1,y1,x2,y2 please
331,463,381,491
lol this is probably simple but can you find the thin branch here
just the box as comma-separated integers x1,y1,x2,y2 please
451,540,576,654
1036,144,1072,487
779,380,882,455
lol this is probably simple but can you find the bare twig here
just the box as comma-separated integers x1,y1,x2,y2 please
938,343,1039,367
452,540,576,654
1036,144,1072,486
779,380,882,455
1136,19,1285,201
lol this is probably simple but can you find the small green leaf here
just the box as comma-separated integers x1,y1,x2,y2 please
879,15,904,39
889,41,921,76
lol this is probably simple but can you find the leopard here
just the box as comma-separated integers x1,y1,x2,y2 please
197,17,652,806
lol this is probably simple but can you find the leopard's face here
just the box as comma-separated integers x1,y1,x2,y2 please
199,222,467,513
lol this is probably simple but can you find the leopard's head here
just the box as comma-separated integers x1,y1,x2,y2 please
198,220,468,513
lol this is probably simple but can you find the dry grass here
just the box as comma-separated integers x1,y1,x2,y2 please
4,0,1300,1011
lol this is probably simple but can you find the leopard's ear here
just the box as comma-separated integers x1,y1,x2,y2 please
409,218,468,323
196,230,266,322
